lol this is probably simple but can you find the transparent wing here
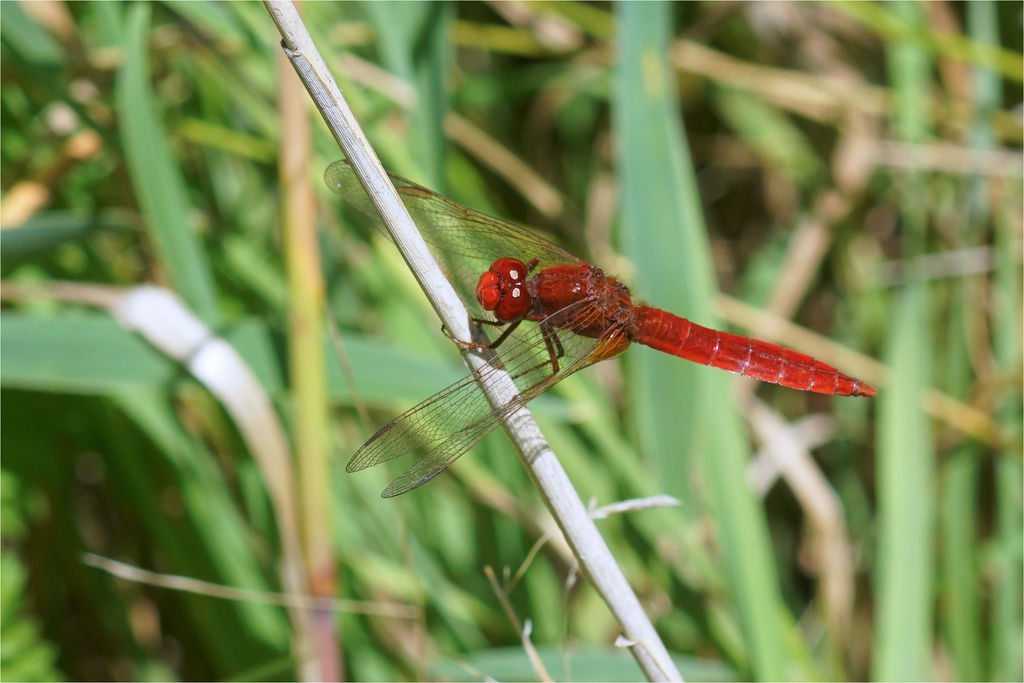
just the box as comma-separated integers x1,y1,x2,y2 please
325,159,584,312
327,160,624,496
346,299,630,497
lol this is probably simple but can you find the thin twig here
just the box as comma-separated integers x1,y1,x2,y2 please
83,554,419,619
874,139,1023,177
484,566,554,682
325,315,373,432
510,495,681,591
589,495,681,520
873,245,1010,286
262,3,682,680
745,401,854,657
278,43,339,681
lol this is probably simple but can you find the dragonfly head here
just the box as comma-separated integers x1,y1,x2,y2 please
477,257,532,322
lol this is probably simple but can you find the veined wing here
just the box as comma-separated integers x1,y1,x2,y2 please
347,299,630,497
325,160,584,313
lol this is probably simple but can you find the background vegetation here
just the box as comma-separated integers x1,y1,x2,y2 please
2,1,1021,681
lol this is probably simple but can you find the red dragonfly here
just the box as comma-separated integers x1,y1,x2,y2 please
326,160,876,497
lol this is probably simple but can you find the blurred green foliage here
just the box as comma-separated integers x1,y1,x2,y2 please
1,1,1021,681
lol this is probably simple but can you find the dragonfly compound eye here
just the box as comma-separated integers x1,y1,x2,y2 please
476,257,531,322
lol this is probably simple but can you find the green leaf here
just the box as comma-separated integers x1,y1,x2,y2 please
1,212,131,263
1,313,176,393
117,4,219,322
0,2,63,65
940,449,984,681
872,6,937,679
363,2,452,185
433,644,737,682
872,284,935,681
612,3,796,678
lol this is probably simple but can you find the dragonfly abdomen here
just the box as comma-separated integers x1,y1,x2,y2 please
631,307,876,397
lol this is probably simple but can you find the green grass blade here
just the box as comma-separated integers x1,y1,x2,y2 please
362,1,452,185
108,387,290,666
433,644,737,682
117,4,219,322
937,245,985,683
872,285,935,681
872,8,936,678
0,311,469,409
969,3,1024,678
991,451,1024,681
1,212,131,263
990,146,1024,683
940,448,984,681
614,0,718,513
613,3,794,678
1,313,176,392
0,2,63,65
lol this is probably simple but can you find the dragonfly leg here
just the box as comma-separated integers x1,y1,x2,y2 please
441,322,486,350
485,318,523,349
508,321,564,379
443,318,523,351
541,322,564,374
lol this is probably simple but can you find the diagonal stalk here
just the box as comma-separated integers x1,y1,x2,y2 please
262,2,682,680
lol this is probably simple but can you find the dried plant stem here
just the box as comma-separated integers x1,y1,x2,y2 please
263,2,682,680
278,46,339,681
82,554,418,619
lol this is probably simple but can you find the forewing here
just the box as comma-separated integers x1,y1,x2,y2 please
347,300,627,497
325,160,583,312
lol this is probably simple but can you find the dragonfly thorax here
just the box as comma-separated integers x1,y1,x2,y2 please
476,257,533,322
